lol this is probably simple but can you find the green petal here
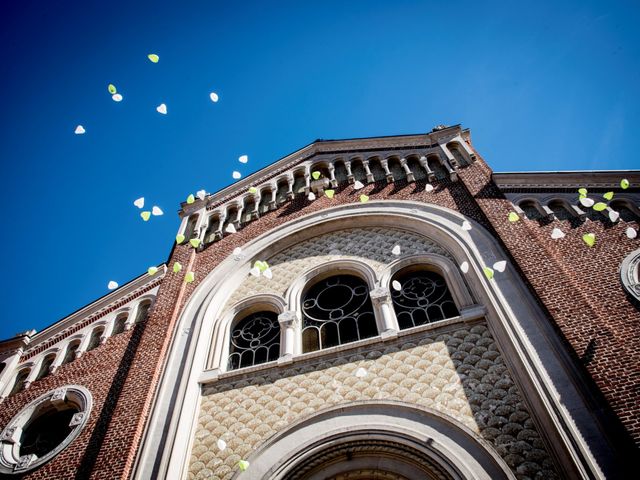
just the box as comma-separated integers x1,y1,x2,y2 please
325,189,335,199
603,191,614,201
483,267,494,280
621,178,630,189
176,234,185,244
190,238,201,248
173,262,182,273
508,212,519,222
108,83,117,94
248,187,258,194
186,194,195,204
184,271,195,283
238,460,250,472
147,266,158,276
578,188,588,196
311,171,321,180
148,53,159,63
359,194,369,203
582,233,596,247
593,202,607,211
141,211,151,221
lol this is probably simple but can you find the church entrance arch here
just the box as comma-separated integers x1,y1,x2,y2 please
234,401,514,480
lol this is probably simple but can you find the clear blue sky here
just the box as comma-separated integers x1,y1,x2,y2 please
1,0,638,340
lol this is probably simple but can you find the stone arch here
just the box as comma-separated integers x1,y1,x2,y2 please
135,201,610,480
236,401,514,480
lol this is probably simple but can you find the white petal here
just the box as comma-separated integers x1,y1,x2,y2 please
217,439,226,451
196,189,206,200
209,92,219,102
579,197,594,208
608,210,619,222
627,227,638,239
112,93,123,102
107,281,118,290
156,103,167,114
461,221,472,231
551,228,565,239
460,261,469,273
232,171,241,179
249,266,261,277
307,192,316,201
391,245,401,256
133,197,144,209
152,206,163,216
233,247,242,256
238,155,248,164
263,268,273,279
392,280,402,291
425,184,434,192
493,260,507,272
353,181,364,190
355,367,367,378
74,125,85,134
225,223,236,234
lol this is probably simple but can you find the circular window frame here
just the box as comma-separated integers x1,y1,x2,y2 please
0,385,92,474
620,248,640,303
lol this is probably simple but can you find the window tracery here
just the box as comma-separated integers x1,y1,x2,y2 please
391,269,459,329
228,311,280,370
301,275,378,353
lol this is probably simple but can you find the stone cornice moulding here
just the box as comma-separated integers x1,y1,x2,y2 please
493,171,640,190
178,126,467,216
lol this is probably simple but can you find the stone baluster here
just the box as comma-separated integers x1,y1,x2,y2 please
419,156,436,182
345,161,354,184
328,164,338,188
400,158,415,183
363,160,374,183
381,159,393,183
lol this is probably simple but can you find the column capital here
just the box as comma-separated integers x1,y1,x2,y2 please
369,287,392,305
278,310,299,328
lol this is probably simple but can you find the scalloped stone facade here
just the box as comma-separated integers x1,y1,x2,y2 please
189,323,558,479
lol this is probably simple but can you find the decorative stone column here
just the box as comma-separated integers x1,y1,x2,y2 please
278,310,300,363
381,159,393,183
369,287,398,340
363,160,374,183
400,158,414,183
345,161,354,184
419,156,436,182
328,164,338,188
286,177,294,200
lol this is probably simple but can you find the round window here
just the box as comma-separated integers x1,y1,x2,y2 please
0,385,92,474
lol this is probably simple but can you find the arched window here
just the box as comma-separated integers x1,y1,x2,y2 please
351,160,368,184
61,343,79,365
548,200,574,221
228,311,280,370
391,269,459,330
9,369,30,396
519,200,544,220
276,179,290,205
292,170,306,195
241,196,256,224
258,188,271,214
204,215,220,244
134,301,151,323
86,328,103,352
112,314,127,335
427,155,448,181
448,144,469,167
35,355,56,381
301,275,378,353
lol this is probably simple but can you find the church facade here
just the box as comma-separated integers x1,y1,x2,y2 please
1,125,638,479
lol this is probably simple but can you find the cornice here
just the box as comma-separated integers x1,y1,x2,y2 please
493,171,640,190
179,125,466,216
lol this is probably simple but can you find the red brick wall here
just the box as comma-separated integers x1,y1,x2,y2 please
2,148,637,478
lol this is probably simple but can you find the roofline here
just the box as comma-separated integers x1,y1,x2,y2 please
180,125,466,214
0,265,167,347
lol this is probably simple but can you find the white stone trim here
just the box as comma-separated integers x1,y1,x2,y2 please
234,401,514,480
0,385,92,474
133,201,615,480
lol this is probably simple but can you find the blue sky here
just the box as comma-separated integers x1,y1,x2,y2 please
1,0,638,340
